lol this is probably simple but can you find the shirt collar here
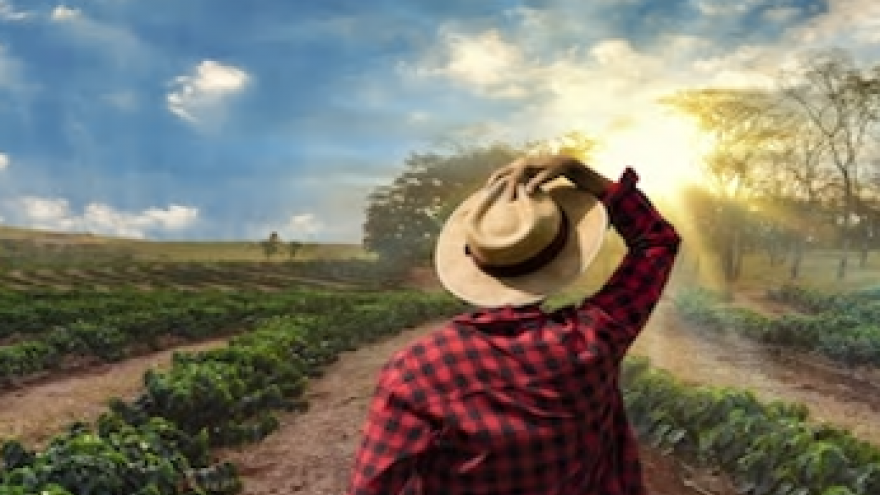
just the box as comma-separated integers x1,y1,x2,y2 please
452,302,545,325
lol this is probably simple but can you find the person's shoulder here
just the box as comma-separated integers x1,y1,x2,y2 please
378,322,461,386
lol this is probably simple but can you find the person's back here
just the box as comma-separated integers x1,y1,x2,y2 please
348,155,680,495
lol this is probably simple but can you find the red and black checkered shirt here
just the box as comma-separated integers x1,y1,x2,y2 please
348,168,681,495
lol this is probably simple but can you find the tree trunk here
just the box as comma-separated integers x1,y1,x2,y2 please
789,238,804,280
838,236,850,280
731,227,745,281
721,246,735,283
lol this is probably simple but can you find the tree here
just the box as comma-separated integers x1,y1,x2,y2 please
750,109,839,279
363,134,599,265
662,88,789,284
780,49,880,277
363,143,520,264
260,231,283,261
287,240,303,260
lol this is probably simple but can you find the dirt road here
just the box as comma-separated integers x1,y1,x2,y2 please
0,338,229,448
631,301,880,445
218,322,698,495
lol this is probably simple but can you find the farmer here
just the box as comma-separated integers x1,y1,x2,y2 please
347,153,681,494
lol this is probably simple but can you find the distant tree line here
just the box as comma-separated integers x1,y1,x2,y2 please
663,48,880,281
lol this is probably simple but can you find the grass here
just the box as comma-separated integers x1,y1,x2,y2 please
118,241,371,262
678,249,880,295
0,225,371,264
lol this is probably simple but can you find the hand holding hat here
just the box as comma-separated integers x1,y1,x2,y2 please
487,154,613,201
434,154,610,308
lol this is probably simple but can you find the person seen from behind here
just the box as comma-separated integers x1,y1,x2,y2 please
347,153,681,494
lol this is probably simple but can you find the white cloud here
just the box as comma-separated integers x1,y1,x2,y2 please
50,5,80,21
403,0,880,126
167,60,251,124
0,153,8,170
10,197,198,239
252,213,324,242
590,38,663,80
19,197,71,223
681,0,880,88
402,0,880,149
437,29,523,87
399,29,529,99
788,0,880,47
286,213,322,237
402,27,698,142
692,0,751,16
0,0,28,21
408,111,430,124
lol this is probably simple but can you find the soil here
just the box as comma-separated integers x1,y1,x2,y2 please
630,300,880,446
0,338,229,448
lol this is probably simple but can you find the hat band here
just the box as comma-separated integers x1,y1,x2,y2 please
466,211,570,278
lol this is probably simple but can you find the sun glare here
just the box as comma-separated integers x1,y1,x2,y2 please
592,114,711,198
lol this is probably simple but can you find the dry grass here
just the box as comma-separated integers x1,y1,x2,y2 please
120,241,371,262
0,225,370,263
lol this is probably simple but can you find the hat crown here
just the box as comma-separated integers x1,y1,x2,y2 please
464,183,562,267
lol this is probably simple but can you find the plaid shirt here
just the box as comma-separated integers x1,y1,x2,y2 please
348,168,680,495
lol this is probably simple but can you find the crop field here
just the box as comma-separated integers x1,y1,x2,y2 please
0,260,400,293
0,274,464,494
0,254,878,494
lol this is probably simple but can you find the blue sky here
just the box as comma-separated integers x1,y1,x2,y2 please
0,0,876,242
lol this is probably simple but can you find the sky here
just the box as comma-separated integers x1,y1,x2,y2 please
0,0,877,243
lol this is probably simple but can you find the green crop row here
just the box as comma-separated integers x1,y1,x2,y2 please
767,284,880,323
623,356,880,495
0,289,274,337
0,260,401,294
0,288,426,385
676,288,880,367
0,289,464,495
0,289,173,335
0,289,338,385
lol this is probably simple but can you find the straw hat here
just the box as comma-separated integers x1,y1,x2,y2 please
434,178,608,307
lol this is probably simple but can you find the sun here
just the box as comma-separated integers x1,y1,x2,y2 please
591,113,711,197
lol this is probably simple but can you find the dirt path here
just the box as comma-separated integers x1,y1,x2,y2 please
219,322,699,495
631,301,880,445
0,338,228,448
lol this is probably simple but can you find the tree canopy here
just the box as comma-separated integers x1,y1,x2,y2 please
362,133,598,264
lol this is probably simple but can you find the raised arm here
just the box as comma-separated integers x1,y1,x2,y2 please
582,167,680,343
486,155,681,348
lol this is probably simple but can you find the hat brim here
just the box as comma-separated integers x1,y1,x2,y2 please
434,179,608,307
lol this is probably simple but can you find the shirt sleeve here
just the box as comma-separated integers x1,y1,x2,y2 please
580,167,681,348
346,377,433,495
